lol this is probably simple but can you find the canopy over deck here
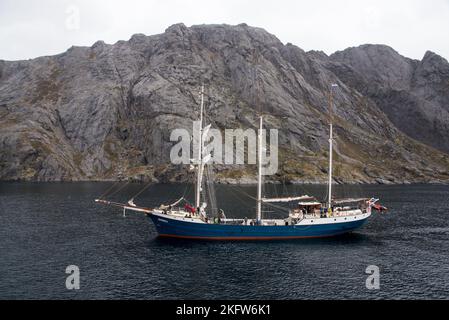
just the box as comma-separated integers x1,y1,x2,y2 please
333,198,369,205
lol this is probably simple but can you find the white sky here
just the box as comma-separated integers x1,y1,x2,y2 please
1,0,448,61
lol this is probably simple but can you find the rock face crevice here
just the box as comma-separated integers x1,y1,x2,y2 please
1,23,449,184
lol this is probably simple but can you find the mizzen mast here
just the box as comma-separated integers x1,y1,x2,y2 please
327,84,338,211
256,116,263,223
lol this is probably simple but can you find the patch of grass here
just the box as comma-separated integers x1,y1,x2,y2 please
30,66,62,104
126,165,153,176
0,117,20,129
73,152,84,169
217,169,245,179
21,167,37,180
103,139,118,161
30,139,52,155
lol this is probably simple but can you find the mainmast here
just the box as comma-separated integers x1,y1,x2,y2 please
257,116,263,223
195,84,205,210
327,84,338,210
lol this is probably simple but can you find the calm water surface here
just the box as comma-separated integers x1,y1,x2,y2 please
0,182,448,299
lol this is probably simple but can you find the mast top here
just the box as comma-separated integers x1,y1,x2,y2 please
329,83,338,124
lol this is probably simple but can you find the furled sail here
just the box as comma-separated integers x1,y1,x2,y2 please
204,165,218,216
262,196,315,203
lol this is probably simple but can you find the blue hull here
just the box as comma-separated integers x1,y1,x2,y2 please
149,214,369,240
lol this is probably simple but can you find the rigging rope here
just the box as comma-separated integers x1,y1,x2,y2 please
234,185,291,213
263,201,291,213
182,183,190,199
105,181,130,199
227,186,256,210
129,181,153,201
97,181,120,200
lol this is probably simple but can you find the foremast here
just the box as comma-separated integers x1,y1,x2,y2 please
195,85,205,211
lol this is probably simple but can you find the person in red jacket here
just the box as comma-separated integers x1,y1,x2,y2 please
184,203,196,214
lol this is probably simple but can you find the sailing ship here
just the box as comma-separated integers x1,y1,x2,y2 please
96,84,387,240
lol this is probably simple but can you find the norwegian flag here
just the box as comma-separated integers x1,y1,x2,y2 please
368,198,388,212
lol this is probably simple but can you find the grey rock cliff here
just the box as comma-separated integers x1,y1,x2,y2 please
329,45,449,154
1,24,449,184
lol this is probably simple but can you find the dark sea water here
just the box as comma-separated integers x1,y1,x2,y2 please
0,182,448,300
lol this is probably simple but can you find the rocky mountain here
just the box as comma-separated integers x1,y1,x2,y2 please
329,45,449,154
0,23,448,184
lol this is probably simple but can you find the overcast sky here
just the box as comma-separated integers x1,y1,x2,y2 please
1,0,448,61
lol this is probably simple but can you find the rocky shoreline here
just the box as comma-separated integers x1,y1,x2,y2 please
3,174,448,185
